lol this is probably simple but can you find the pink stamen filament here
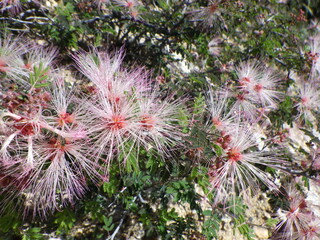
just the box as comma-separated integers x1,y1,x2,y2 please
140,115,155,129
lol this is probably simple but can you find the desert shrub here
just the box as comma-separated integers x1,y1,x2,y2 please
1,0,320,239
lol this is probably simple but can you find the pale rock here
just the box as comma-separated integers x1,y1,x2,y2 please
285,122,311,153
253,226,269,239
306,181,320,219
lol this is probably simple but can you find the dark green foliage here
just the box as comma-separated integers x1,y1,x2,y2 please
1,0,320,239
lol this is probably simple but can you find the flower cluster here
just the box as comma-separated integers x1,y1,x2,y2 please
274,181,320,240
206,84,281,204
233,61,282,121
72,49,182,165
0,38,181,217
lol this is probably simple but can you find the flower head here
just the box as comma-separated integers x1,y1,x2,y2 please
274,183,314,240
308,34,320,75
23,46,58,76
295,81,320,120
0,35,26,81
208,122,280,204
207,89,235,134
136,89,183,157
232,61,282,120
72,49,149,101
0,74,100,217
192,0,225,29
22,133,100,217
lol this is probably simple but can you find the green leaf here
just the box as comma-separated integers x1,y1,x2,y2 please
102,216,114,231
212,144,224,157
54,209,76,234
266,218,279,227
203,210,212,216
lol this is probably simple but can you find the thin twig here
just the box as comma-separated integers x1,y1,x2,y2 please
0,17,51,25
106,195,137,240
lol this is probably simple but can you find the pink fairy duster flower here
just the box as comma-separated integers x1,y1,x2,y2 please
113,0,141,18
82,92,139,165
296,219,320,240
0,156,34,212
235,61,262,87
0,98,82,168
72,49,123,89
44,76,84,132
23,134,100,217
113,0,139,9
74,48,183,166
192,0,225,29
231,61,263,120
136,89,183,157
1,80,100,217
232,61,282,119
295,82,320,119
72,49,149,102
0,35,26,81
247,68,283,109
207,89,235,134
274,185,313,240
230,92,258,121
208,122,280,204
23,46,58,76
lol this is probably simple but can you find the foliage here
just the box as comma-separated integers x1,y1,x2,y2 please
1,0,320,239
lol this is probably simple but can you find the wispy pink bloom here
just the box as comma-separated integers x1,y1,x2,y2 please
207,89,235,133
72,49,123,89
296,219,320,240
72,49,148,101
236,61,282,108
83,93,139,164
24,134,100,217
113,0,142,19
247,68,282,109
235,61,262,86
274,184,313,240
232,61,282,120
308,34,320,75
230,92,258,121
208,122,280,204
0,75,102,216
44,76,86,134
23,46,58,75
192,0,225,29
75,49,183,168
0,35,26,81
114,0,140,11
295,82,320,119
136,89,183,156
